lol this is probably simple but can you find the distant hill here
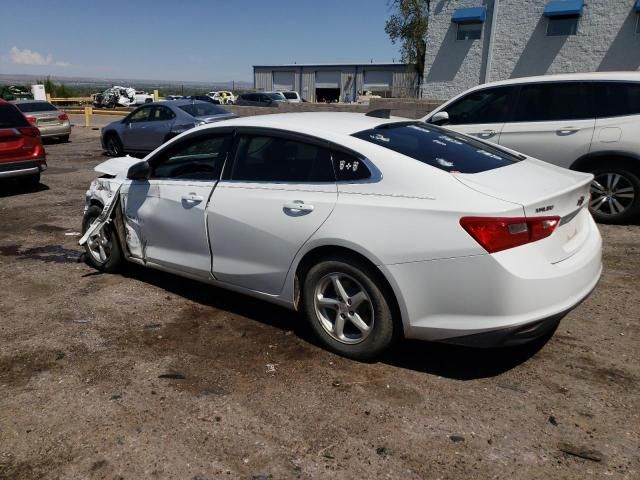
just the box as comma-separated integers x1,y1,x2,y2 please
0,73,252,92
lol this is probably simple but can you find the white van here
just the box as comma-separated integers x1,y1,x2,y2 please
423,72,640,224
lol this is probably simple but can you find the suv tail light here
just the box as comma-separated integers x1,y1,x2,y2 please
26,116,37,125
460,216,560,253
58,113,69,121
18,126,41,138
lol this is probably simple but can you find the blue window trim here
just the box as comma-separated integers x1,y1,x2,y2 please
543,0,584,18
451,7,486,24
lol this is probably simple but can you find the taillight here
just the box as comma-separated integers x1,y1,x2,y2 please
58,113,69,121
26,116,37,125
460,216,560,253
18,127,41,138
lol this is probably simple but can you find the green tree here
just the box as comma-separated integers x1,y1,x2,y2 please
385,0,430,96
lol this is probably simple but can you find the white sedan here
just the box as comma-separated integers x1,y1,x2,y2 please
81,112,602,359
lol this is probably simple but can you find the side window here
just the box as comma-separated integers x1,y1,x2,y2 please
151,106,175,121
332,151,371,181
514,82,593,122
457,23,482,40
547,17,578,36
151,134,230,180
444,86,516,125
594,82,640,118
231,135,335,183
127,107,152,123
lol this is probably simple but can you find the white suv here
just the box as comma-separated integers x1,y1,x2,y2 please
423,72,640,224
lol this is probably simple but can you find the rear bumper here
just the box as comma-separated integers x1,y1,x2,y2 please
0,160,47,178
385,214,602,345
38,121,71,138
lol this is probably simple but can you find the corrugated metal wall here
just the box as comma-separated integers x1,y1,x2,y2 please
254,65,418,101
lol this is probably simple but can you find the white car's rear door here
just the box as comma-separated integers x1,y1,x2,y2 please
208,132,337,295
498,82,595,168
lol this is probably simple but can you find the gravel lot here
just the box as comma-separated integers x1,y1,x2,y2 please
0,123,638,480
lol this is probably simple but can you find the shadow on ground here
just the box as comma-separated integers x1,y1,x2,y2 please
118,263,549,380
0,180,49,197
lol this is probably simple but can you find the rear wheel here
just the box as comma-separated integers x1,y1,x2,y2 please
302,257,397,360
589,167,640,224
82,205,123,273
105,133,124,157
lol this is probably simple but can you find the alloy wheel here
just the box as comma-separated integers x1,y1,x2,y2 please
86,220,113,265
590,173,636,217
313,273,374,344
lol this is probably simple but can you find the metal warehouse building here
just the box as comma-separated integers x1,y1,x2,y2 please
253,63,418,103
423,0,640,100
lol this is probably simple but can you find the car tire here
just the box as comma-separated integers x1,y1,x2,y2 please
104,133,124,157
81,205,123,273
302,257,397,360
589,166,640,224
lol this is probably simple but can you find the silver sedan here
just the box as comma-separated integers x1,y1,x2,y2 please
12,100,71,142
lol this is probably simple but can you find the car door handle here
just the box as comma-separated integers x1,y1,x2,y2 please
557,127,580,135
283,201,314,212
477,130,498,139
181,193,203,203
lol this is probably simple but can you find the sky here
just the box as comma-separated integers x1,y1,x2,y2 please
0,0,402,83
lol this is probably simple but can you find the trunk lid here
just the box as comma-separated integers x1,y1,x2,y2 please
454,158,593,263
31,111,63,126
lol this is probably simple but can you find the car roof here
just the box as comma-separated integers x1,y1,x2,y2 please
198,112,404,136
11,100,51,104
154,99,211,107
468,71,640,91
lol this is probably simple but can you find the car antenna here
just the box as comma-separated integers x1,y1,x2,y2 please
366,109,391,119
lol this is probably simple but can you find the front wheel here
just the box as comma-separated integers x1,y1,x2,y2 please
104,133,124,157
302,257,397,360
589,167,640,224
82,205,123,273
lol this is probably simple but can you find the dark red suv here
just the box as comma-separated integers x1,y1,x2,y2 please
0,99,47,187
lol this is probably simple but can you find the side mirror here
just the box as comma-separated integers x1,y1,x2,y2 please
127,161,151,180
430,111,450,125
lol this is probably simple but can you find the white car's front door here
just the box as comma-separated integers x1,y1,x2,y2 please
498,82,596,168
428,85,518,144
124,132,232,279
208,133,338,295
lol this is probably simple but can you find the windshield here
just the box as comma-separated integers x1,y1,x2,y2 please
352,122,521,174
179,102,228,117
14,102,58,113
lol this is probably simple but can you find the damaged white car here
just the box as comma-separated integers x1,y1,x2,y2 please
81,112,601,360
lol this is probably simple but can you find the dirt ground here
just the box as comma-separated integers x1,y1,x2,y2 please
0,123,638,480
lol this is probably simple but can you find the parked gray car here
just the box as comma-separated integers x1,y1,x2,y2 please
101,100,237,156
12,100,71,142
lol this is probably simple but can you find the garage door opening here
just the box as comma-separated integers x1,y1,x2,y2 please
315,71,340,103
315,88,340,103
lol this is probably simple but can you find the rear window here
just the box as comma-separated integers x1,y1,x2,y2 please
282,92,297,99
179,102,228,117
14,102,57,113
352,122,520,174
0,104,29,128
594,82,640,118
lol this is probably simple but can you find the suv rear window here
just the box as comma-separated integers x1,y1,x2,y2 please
0,104,29,128
594,82,640,118
352,122,520,174
14,102,57,113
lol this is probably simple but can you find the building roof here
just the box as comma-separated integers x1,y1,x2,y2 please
253,62,412,68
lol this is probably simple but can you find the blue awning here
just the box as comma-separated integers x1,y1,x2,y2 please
635,0,640,12
451,7,486,24
543,0,584,17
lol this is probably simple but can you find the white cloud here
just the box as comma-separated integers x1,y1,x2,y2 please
9,46,70,67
